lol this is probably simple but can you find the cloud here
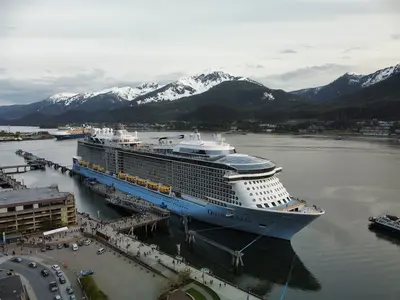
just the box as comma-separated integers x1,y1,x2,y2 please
0,69,141,105
256,63,352,91
246,64,265,69
280,49,297,54
342,47,362,53
391,34,400,40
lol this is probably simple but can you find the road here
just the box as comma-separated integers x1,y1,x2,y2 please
35,241,167,300
1,258,57,300
0,255,79,300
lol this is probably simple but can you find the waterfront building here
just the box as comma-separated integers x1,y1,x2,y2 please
0,186,76,235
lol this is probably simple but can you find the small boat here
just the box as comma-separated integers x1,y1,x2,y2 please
137,178,147,186
369,214,400,234
118,172,127,180
147,182,159,191
159,185,170,194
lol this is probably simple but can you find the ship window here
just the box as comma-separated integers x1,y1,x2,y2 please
247,188,250,190
253,199,256,202
250,193,253,196
264,203,269,208
244,182,247,185
256,204,262,208
272,202,276,206
278,200,282,205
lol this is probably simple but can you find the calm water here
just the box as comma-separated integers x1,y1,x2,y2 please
1,128,400,299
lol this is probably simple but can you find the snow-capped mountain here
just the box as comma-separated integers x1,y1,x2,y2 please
292,63,400,101
132,71,252,105
0,71,255,120
46,82,162,106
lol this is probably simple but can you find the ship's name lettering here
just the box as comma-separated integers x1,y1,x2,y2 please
207,209,251,223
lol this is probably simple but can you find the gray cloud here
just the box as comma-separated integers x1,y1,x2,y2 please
0,69,141,105
246,64,265,69
280,49,297,54
154,72,187,85
391,34,400,40
256,63,352,91
342,47,362,53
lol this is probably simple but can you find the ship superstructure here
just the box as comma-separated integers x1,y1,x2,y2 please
73,127,324,240
53,125,91,140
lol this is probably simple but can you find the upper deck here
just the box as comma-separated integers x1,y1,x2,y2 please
80,131,280,178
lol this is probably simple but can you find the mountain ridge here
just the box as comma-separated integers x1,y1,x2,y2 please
291,63,400,101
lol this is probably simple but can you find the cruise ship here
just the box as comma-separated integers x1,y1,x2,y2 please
72,126,324,240
53,126,91,140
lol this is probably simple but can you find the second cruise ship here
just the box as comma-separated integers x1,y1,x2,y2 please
72,126,324,240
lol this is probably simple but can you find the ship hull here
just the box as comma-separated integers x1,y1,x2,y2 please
73,164,321,240
54,134,88,140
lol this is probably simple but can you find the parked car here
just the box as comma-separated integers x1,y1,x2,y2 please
28,262,37,268
59,276,66,284
77,240,84,246
79,270,94,277
54,296,61,300
56,270,63,277
41,269,49,277
97,248,106,255
52,264,61,271
72,243,78,251
63,243,69,248
12,257,22,263
46,245,54,250
66,287,74,295
84,239,91,246
57,244,63,249
69,295,76,300
41,248,46,252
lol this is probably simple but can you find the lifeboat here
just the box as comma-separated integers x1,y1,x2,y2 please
92,164,98,170
82,161,89,167
137,178,147,186
159,185,171,194
147,182,159,191
98,166,105,172
127,175,135,183
119,172,127,180
79,160,84,166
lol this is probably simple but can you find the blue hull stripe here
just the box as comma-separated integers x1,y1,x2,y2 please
73,164,320,240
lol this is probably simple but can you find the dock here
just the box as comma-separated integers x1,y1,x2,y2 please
0,172,27,190
77,213,263,300
15,149,76,176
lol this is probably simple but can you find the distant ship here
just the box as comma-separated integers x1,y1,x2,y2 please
369,214,400,234
53,125,91,140
72,126,324,240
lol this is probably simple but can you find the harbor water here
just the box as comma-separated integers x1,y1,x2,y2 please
1,127,400,299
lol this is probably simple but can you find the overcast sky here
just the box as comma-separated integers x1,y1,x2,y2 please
1,0,399,105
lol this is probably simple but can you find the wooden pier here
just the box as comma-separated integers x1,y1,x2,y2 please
0,172,27,189
15,149,76,176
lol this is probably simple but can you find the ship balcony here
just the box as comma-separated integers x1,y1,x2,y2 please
273,199,324,214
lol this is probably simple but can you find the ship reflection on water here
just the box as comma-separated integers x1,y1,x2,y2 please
138,215,321,297
368,225,400,247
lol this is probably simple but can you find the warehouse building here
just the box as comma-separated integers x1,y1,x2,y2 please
0,185,76,235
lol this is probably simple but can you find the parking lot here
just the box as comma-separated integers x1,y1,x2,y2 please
0,256,81,300
35,240,167,300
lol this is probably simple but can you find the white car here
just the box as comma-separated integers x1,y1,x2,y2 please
84,239,91,246
72,243,78,251
52,264,61,271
